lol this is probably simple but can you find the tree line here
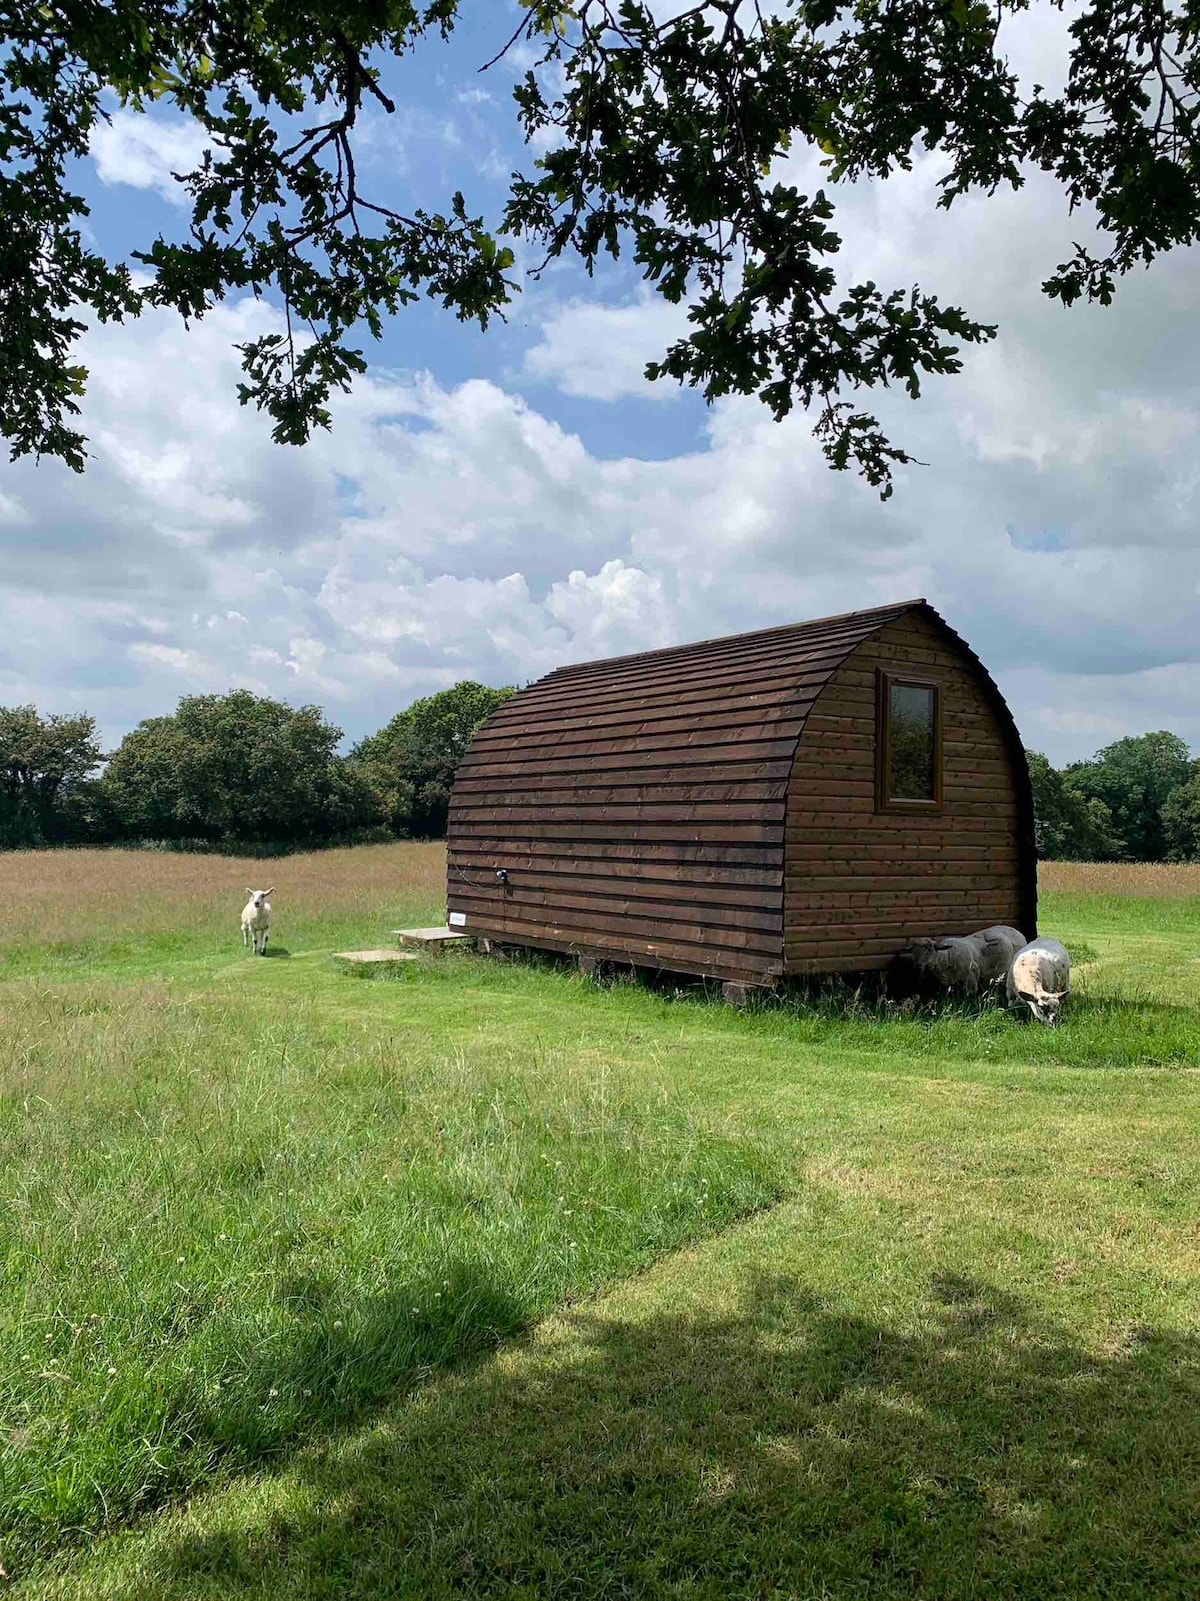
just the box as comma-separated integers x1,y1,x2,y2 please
0,683,513,853
2,689,1198,860
1026,734,1200,863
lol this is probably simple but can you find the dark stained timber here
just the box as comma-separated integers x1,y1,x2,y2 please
445,601,1036,986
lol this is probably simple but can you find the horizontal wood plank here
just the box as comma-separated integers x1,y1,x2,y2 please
451,909,780,954
456,744,798,781
452,864,783,909
785,845,1016,867
464,710,812,752
451,802,787,828
787,877,1015,900
467,927,780,983
785,920,1018,959
451,837,781,868
451,771,790,800
788,954,893,975
449,885,782,936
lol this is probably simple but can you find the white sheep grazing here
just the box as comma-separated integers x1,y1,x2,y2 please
241,888,273,955
1006,936,1071,1025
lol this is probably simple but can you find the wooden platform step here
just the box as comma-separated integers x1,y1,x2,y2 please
334,949,420,964
391,926,473,951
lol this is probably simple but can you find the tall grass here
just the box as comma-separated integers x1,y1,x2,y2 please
4,842,1199,1588
0,841,446,946
738,982,1200,1070
1041,860,1200,897
0,978,778,1571
0,843,446,978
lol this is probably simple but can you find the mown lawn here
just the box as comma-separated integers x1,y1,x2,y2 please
3,845,1199,1599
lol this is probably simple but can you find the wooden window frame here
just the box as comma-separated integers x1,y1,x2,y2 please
875,669,944,814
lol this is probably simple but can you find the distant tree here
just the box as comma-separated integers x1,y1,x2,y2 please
0,704,103,846
101,690,379,846
1025,749,1122,862
352,682,515,838
1064,732,1193,863
1162,761,1200,863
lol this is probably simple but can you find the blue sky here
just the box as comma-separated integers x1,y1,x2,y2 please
2,3,1199,764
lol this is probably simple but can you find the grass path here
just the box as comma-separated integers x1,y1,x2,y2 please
28,1184,1200,1600
4,847,1200,1596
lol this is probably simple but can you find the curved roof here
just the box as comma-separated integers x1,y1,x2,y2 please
455,598,969,806
448,599,1035,978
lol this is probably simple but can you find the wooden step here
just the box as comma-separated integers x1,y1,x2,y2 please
391,926,474,950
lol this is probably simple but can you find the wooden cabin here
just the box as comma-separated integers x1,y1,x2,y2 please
445,599,1036,994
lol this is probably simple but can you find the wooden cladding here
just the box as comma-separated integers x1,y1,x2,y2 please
785,610,1036,966
446,599,1036,985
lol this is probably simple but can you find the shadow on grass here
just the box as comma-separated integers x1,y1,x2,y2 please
260,946,291,958
125,1271,1200,1600
7,1266,528,1578
185,1260,528,1457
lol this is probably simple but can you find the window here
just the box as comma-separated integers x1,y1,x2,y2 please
876,671,942,811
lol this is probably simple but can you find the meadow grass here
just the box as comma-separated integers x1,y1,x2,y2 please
1041,859,1200,897
0,842,447,979
3,850,1199,1597
0,847,778,1572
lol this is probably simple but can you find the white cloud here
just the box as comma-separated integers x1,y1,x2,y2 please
89,109,212,204
1011,661,1200,758
129,643,208,675
523,293,689,401
0,490,26,525
354,104,475,177
5,105,1200,767
545,560,672,657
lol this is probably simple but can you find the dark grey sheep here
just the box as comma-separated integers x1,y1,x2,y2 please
894,924,1026,998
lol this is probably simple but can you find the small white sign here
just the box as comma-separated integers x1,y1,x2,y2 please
448,912,467,927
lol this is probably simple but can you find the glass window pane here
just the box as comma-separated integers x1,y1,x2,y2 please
889,683,936,801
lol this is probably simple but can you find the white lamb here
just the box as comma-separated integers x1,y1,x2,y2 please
1006,936,1071,1025
241,888,273,955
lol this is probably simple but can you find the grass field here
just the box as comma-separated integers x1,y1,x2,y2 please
3,845,1199,1598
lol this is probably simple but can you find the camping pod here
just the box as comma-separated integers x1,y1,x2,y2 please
446,600,1036,989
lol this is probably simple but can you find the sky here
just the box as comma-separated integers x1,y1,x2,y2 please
2,4,1198,766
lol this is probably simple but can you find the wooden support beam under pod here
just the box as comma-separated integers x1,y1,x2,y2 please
445,600,1036,986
